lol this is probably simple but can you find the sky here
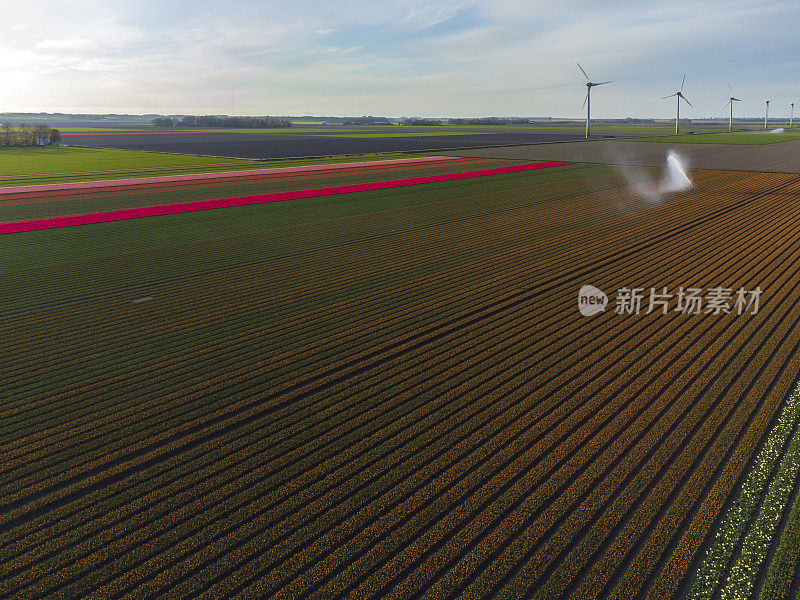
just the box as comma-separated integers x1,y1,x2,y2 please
1,0,799,119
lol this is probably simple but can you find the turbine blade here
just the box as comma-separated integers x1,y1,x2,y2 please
681,96,693,107
680,73,686,92
582,92,588,109
768,97,776,102
723,100,732,109
662,93,678,99
577,62,590,82
594,81,613,85
729,83,734,96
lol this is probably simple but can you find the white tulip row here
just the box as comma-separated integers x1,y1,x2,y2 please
687,385,800,599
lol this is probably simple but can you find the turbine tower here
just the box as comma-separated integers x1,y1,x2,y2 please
723,84,742,132
578,63,612,139
662,74,692,134
758,96,776,130
791,102,795,128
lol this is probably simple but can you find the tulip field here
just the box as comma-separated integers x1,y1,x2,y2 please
2,153,800,599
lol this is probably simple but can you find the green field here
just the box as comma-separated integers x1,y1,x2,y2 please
633,131,800,144
440,124,703,132
0,147,434,186
0,147,243,177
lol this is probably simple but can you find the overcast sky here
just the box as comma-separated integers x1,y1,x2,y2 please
2,0,799,118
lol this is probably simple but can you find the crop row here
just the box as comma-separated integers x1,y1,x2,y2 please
599,187,800,600
298,172,800,600
330,171,800,596
112,172,800,600
759,463,800,600
3,168,800,599
688,381,800,599
0,166,748,438
2,289,545,595
0,164,621,408
0,164,680,502
0,169,620,432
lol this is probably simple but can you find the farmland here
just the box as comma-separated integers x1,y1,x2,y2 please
450,138,800,173
632,131,800,145
2,148,800,600
61,125,608,159
0,147,427,187
0,146,244,177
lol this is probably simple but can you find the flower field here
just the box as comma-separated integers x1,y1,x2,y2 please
2,159,800,599
0,161,571,234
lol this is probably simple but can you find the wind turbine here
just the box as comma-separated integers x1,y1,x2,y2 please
662,74,692,134
723,84,743,132
790,102,795,128
758,96,776,130
578,63,612,139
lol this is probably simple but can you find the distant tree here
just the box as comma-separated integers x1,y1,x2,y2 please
1,123,11,146
177,115,290,128
33,124,50,145
151,117,175,127
343,116,391,125
448,117,529,125
19,123,34,146
49,128,62,145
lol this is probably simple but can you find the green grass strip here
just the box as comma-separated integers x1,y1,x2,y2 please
687,384,800,599
632,132,800,145
0,147,241,177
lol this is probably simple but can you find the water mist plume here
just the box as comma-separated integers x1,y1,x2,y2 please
618,150,692,203
660,151,692,193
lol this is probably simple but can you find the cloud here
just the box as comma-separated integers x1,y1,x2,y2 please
0,0,798,117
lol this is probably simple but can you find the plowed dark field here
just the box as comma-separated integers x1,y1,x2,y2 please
65,129,592,158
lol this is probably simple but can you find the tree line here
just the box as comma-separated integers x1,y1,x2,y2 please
400,118,442,126
0,124,62,146
152,116,292,128
447,117,530,125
